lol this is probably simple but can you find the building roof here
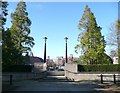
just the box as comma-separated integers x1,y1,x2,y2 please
30,56,44,63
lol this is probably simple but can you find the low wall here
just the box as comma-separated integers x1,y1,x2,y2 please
65,63,120,82
66,71,120,81
65,63,78,73
2,72,47,81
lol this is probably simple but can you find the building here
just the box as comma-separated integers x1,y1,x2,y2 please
29,56,44,72
113,57,118,64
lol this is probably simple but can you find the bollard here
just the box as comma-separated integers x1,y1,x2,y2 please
10,75,12,85
101,74,103,84
113,74,116,84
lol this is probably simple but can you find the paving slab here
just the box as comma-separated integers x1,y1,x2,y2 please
2,76,120,93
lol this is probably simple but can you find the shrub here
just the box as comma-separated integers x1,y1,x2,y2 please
2,65,32,72
78,64,120,72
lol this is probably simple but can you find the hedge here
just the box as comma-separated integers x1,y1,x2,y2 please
78,64,120,72
2,65,33,72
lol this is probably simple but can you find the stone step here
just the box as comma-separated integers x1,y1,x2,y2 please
46,76,66,78
47,71,65,76
38,76,74,82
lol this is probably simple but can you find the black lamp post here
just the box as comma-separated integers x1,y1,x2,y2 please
44,37,47,63
64,37,68,63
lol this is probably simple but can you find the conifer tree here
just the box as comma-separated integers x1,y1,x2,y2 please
1,2,23,65
3,28,22,65
0,1,8,42
75,5,112,64
0,1,10,65
10,1,34,56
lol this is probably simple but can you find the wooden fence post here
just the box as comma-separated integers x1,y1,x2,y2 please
101,74,103,84
10,75,12,85
113,74,116,84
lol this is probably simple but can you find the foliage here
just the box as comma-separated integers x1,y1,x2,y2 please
108,21,119,46
78,53,113,65
0,1,8,36
0,2,15,65
108,20,120,64
117,20,120,64
0,1,8,45
78,64,120,72
75,5,110,64
10,1,35,55
0,2,8,62
2,1,34,65
2,65,32,72
22,54,31,65
2,29,22,65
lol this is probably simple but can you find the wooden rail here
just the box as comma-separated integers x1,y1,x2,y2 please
100,74,120,84
3,71,47,85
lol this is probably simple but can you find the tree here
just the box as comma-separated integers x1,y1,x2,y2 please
115,20,120,64
0,1,9,65
2,1,35,65
118,20,120,63
10,1,35,57
108,20,120,63
0,1,8,40
75,5,112,64
1,2,23,65
2,29,22,65
0,1,8,48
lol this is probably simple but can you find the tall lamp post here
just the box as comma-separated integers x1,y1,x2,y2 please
44,37,47,63
64,37,68,63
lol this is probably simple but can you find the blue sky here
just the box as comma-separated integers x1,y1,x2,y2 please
6,2,118,59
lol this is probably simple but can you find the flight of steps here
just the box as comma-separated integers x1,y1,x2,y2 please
38,71,73,82
40,76,70,82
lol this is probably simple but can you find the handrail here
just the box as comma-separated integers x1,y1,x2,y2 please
100,74,120,84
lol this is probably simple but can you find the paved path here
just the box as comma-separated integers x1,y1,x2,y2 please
3,76,120,93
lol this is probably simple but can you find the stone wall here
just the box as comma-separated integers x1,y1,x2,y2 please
65,63,120,82
65,63,78,73
2,72,47,81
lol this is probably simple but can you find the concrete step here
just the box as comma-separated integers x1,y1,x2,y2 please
38,76,74,82
46,76,66,78
47,71,65,76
